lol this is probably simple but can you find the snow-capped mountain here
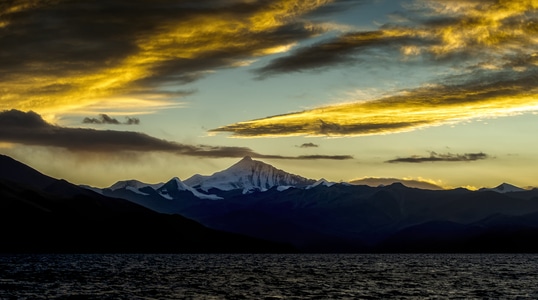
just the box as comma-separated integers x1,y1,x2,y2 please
306,178,336,189
184,156,316,193
108,179,164,192
157,177,222,200
479,182,526,193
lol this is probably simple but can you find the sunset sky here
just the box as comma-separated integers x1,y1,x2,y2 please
1,0,537,189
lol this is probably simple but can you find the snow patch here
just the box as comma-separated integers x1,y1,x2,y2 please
277,186,293,192
161,177,223,200
306,178,336,189
126,186,149,196
109,179,163,191
158,189,174,200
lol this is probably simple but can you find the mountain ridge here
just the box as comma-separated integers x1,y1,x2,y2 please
0,154,295,253
478,182,526,193
101,156,532,195
3,153,538,253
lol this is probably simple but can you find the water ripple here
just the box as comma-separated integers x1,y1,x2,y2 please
0,254,537,299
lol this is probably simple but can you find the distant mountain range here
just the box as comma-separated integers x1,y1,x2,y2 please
478,182,527,193
0,154,293,253
2,154,538,253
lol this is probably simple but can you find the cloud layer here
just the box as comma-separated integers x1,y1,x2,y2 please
0,0,333,115
83,114,140,125
386,152,488,163
257,0,538,76
349,177,444,190
213,0,538,137
0,109,352,160
299,142,319,148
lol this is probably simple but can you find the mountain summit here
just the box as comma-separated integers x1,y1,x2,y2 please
108,179,164,192
158,177,222,200
479,182,526,193
184,156,315,192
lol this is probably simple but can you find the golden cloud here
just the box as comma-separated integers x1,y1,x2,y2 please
0,0,331,116
258,0,538,75
0,109,353,160
216,0,538,137
211,71,538,137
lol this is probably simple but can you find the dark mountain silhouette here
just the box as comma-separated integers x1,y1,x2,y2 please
3,154,538,253
0,155,56,189
0,155,295,253
90,157,538,253
102,179,538,252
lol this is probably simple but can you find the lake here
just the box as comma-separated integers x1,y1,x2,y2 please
1,254,537,299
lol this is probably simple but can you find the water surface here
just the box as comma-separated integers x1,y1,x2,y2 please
1,254,537,299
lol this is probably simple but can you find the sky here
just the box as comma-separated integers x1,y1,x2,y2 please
1,0,537,190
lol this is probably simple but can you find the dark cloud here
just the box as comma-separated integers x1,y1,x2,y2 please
83,114,119,125
0,0,330,111
136,22,325,87
255,0,538,77
255,30,417,77
349,177,444,190
305,0,371,18
298,143,319,148
0,109,351,160
386,152,489,163
125,117,140,125
82,114,140,125
294,155,352,160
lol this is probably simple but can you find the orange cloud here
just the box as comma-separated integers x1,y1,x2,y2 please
211,69,538,137
0,109,352,160
215,0,538,137
0,0,332,116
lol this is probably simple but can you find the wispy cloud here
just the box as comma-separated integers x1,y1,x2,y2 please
295,155,352,160
349,177,444,190
298,142,319,148
213,0,538,137
211,69,538,137
255,30,414,77
82,114,140,125
0,0,332,115
386,152,488,163
257,0,538,76
0,109,352,160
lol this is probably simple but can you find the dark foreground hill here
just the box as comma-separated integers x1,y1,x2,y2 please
0,155,295,253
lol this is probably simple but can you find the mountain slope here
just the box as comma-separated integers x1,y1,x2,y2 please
479,182,526,193
0,155,56,189
0,155,295,253
158,177,222,200
184,156,316,192
108,179,164,192
139,182,538,252
80,156,538,253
